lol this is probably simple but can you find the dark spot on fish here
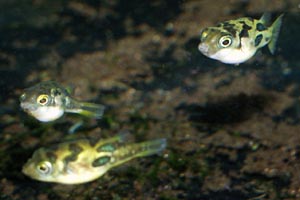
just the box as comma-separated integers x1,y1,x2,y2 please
255,34,263,47
221,22,237,36
236,21,252,48
265,37,270,42
51,88,62,96
63,143,83,163
242,23,252,31
92,156,111,167
216,23,223,27
69,143,83,154
45,151,57,163
64,153,77,163
239,21,252,38
97,144,115,152
256,23,267,31
88,139,99,147
239,29,249,38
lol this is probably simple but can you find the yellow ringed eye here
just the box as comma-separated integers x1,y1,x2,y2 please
219,36,232,48
37,161,52,175
37,94,49,105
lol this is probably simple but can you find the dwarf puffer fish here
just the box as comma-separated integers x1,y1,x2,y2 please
20,81,105,122
198,13,283,64
22,133,167,184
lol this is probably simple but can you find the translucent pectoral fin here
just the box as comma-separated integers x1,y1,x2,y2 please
79,102,105,119
66,101,105,119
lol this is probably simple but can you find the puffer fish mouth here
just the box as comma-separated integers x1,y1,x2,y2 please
22,163,29,175
22,159,32,177
198,43,210,56
20,102,38,112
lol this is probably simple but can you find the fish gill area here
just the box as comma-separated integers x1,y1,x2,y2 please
0,0,300,199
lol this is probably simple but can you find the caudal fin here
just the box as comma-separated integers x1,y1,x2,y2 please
268,14,284,54
111,138,167,167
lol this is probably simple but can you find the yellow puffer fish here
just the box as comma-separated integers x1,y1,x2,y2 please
198,13,283,64
20,81,105,122
22,133,167,184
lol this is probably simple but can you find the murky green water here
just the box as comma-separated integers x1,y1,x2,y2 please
0,1,299,199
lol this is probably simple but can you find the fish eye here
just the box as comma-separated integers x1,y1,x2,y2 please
219,36,232,48
37,94,49,105
37,161,52,175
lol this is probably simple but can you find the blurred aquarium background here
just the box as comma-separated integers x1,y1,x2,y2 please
0,0,299,199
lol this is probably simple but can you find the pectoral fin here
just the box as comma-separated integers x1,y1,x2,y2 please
78,102,105,119
66,100,105,119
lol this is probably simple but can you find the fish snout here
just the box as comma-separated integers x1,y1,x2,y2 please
20,102,37,112
198,43,209,54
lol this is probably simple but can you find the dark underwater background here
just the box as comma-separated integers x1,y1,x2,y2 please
0,0,300,199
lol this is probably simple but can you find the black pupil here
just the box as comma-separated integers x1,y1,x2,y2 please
40,98,46,104
222,39,230,46
39,165,47,171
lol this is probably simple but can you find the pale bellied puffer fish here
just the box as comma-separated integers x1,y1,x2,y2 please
22,133,167,184
198,13,284,64
19,81,105,122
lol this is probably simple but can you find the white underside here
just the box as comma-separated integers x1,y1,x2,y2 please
43,162,108,184
210,48,256,64
53,169,105,184
30,106,64,122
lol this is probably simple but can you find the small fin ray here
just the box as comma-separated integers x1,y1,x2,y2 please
268,14,284,54
260,12,271,24
78,102,105,119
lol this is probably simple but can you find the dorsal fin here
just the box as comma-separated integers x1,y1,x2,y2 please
260,12,271,24
268,14,284,54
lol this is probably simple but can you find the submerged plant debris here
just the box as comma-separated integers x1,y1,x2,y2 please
0,0,300,199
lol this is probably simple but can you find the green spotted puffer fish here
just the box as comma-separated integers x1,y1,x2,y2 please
22,133,167,184
198,13,283,64
20,81,105,122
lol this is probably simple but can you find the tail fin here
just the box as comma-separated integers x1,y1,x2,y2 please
268,14,284,54
110,138,167,168
77,102,105,119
